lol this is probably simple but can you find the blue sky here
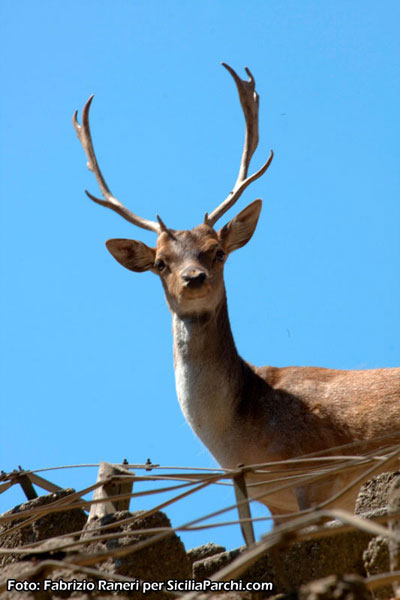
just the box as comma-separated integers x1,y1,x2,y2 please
1,1,399,551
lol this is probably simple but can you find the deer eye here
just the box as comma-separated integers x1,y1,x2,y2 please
215,249,225,262
154,259,166,272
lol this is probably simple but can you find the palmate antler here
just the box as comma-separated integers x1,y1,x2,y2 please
204,63,274,228
73,64,273,233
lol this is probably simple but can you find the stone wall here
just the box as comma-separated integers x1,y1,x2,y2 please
1,474,400,600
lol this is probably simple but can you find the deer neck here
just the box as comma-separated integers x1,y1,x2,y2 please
172,294,243,455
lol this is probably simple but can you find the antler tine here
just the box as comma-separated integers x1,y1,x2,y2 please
72,95,160,234
205,63,274,228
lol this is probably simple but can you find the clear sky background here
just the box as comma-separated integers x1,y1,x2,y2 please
1,1,399,551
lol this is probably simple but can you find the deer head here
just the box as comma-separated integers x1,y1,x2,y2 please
73,64,273,318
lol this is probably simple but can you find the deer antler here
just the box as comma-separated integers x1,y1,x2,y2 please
205,63,274,228
73,95,161,234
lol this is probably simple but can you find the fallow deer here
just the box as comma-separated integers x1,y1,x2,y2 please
73,64,400,523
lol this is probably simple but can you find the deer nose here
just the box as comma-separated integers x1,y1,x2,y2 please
181,267,207,288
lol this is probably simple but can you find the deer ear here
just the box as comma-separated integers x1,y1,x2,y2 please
106,239,155,272
217,199,262,253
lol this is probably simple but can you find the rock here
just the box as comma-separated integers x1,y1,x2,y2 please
193,526,371,595
195,595,253,600
298,574,370,599
0,495,190,600
191,595,252,600
192,471,400,596
356,471,400,515
187,542,226,568
0,561,42,600
363,536,390,600
81,509,190,599
193,547,243,580
0,489,87,568
361,473,400,600
3,469,400,599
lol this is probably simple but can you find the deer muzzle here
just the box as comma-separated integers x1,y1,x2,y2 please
181,267,207,289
